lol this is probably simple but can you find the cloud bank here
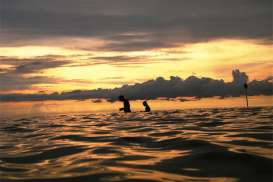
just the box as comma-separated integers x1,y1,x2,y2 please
0,69,272,102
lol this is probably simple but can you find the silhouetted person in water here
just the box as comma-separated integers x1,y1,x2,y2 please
143,101,151,112
119,95,131,112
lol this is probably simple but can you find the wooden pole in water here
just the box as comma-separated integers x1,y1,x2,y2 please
244,83,249,108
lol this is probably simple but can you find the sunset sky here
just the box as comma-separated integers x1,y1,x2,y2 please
0,0,272,94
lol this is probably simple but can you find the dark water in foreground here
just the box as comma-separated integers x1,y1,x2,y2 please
0,107,272,182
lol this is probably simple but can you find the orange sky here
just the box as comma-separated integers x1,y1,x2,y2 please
0,39,272,94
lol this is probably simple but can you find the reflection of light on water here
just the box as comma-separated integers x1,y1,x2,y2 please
107,166,238,182
0,96,272,119
0,108,272,181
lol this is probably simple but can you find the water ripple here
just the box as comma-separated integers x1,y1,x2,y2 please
0,107,272,182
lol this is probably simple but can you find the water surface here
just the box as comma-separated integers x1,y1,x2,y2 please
0,107,272,182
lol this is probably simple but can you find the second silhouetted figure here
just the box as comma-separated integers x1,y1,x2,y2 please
119,95,131,113
143,101,151,112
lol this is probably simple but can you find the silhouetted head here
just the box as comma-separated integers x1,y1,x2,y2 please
143,101,148,106
119,95,125,101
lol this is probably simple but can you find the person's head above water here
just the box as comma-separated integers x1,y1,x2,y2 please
143,101,148,106
119,95,125,101
143,100,151,112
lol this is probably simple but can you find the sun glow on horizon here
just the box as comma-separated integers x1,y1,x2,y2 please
0,39,272,93
1,96,272,119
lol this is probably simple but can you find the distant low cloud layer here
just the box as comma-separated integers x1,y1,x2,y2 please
1,0,272,50
0,70,272,102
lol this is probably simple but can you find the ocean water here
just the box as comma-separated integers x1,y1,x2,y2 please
0,107,272,182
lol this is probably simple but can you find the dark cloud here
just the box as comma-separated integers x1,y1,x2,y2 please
15,60,69,74
0,56,71,91
1,69,272,102
86,55,159,67
0,56,71,76
70,55,164,68
0,74,59,91
102,40,174,51
0,0,271,50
